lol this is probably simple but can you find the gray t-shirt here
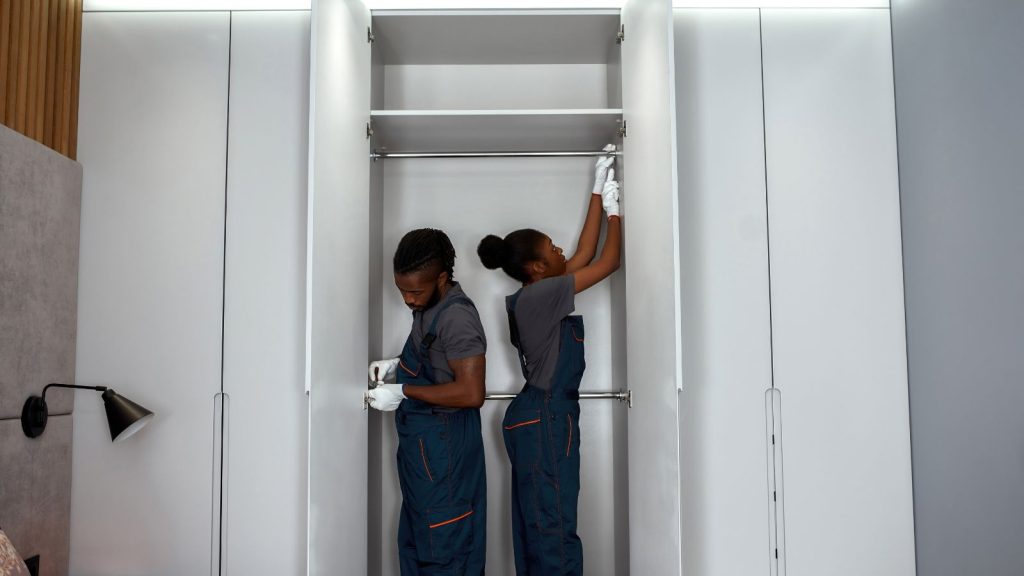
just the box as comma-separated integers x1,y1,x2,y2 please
508,275,576,391
410,282,487,384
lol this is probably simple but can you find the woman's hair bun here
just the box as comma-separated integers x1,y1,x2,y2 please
477,235,507,270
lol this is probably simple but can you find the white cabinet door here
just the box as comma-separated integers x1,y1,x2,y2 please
223,11,310,576
674,8,774,576
306,0,371,574
73,12,230,576
761,10,915,576
620,0,683,574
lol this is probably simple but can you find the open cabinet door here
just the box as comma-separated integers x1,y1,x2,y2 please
620,0,683,574
306,1,371,574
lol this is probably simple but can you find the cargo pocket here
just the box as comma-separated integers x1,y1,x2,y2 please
419,504,474,564
503,416,542,431
502,406,543,466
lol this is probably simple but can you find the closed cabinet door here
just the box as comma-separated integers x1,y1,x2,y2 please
761,9,915,576
674,8,774,576
74,11,230,576
223,10,310,576
674,7,915,576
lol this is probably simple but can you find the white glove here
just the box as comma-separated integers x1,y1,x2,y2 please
364,384,406,411
592,144,617,195
368,358,399,384
601,168,620,218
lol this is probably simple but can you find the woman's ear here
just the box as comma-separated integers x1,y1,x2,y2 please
529,259,547,279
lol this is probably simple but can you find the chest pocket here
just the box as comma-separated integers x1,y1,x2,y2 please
398,357,422,378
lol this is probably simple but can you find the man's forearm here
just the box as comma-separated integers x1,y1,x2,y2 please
403,380,485,409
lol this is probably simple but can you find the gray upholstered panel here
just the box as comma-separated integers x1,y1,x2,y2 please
892,1,1024,573
0,125,82,419
0,415,73,576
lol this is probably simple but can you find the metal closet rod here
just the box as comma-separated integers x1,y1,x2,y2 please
486,390,632,406
363,389,632,410
371,150,623,159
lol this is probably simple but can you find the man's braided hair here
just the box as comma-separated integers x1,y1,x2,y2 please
393,228,456,280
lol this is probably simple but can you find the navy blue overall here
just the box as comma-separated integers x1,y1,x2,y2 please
502,290,585,575
395,296,487,576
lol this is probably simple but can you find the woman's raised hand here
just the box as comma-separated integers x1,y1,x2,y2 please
601,168,620,218
591,144,617,195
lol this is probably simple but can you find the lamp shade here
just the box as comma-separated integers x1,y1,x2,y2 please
102,389,154,442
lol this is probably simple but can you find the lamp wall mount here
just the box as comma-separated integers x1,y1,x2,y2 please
21,383,154,442
22,383,108,438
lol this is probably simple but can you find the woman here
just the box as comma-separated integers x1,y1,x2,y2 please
476,150,622,576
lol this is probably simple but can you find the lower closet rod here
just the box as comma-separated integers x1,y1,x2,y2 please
486,390,632,406
372,150,623,159
365,389,632,410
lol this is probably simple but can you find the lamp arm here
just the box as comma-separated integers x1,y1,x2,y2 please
41,383,108,401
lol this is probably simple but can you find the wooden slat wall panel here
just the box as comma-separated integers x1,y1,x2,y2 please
0,2,9,120
0,0,82,159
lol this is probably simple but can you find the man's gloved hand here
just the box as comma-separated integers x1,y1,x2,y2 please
601,168,621,218
592,144,617,195
364,384,406,411
368,358,400,384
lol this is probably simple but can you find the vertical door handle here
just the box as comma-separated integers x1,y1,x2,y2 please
210,392,230,576
765,388,787,576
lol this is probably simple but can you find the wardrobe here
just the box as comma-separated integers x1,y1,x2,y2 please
70,2,915,575
674,7,915,576
74,10,309,576
307,1,681,574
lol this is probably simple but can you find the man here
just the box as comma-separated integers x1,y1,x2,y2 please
365,228,487,575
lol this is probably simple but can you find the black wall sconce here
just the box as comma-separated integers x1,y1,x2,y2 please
22,383,154,441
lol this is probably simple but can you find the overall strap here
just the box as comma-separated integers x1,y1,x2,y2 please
506,291,529,380
420,295,474,351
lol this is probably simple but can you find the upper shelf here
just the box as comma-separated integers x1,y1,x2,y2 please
369,109,624,153
371,10,621,65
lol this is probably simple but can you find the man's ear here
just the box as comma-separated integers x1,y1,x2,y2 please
437,270,449,288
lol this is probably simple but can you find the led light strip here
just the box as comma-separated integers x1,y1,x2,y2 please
85,0,625,10
85,0,885,12
85,0,311,11
673,0,887,7
367,0,622,8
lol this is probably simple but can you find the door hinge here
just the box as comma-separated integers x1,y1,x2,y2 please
616,24,625,44
775,549,779,559
617,119,627,139
773,490,777,501
772,434,775,445
367,26,375,43
366,122,374,139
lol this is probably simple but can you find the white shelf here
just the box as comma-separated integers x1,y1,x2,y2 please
369,109,623,153
371,10,621,65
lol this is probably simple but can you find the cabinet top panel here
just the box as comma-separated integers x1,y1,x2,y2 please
372,10,621,65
